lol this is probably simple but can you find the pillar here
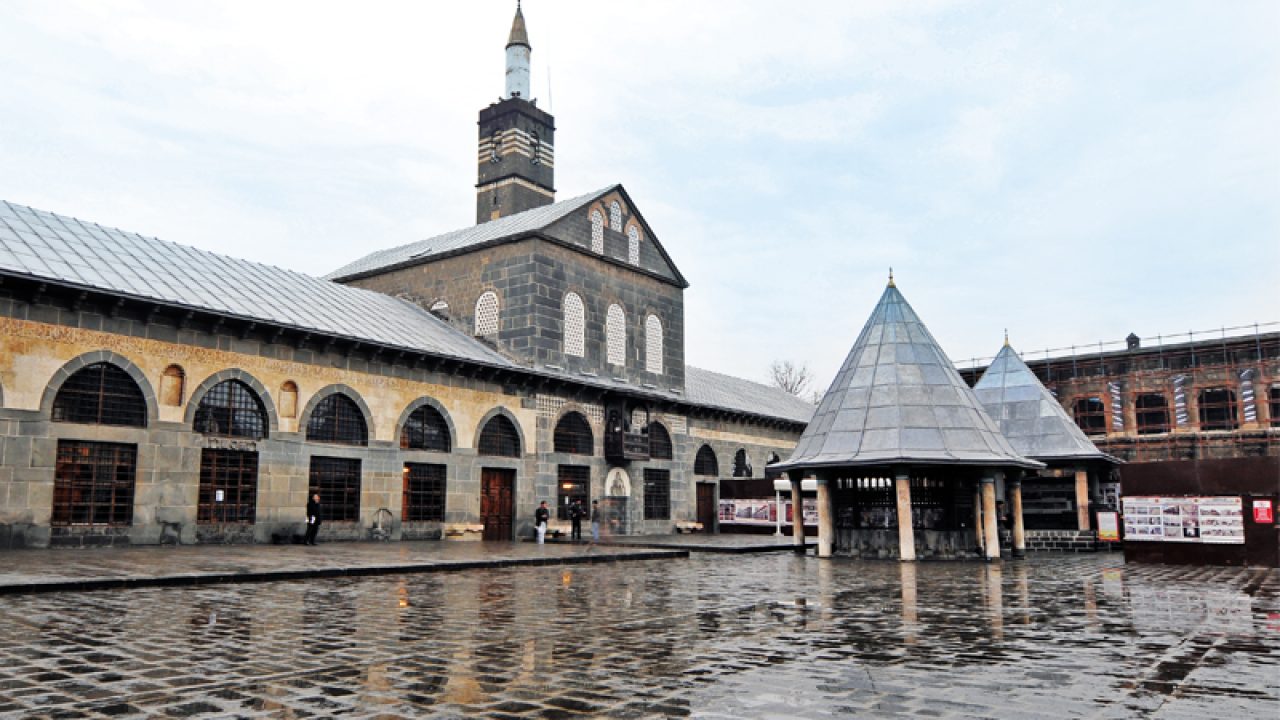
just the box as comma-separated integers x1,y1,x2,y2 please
791,474,805,553
1010,475,1026,558
1075,468,1090,531
973,486,985,554
816,477,833,558
981,475,1000,561
900,561,919,644
894,470,916,561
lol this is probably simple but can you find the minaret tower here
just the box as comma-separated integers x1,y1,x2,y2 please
476,1,556,224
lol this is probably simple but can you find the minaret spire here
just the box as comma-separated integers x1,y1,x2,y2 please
505,2,531,99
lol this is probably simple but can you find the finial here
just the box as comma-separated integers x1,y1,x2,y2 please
1003,328,1009,347
887,267,895,288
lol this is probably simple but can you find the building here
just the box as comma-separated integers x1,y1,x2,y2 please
0,6,813,549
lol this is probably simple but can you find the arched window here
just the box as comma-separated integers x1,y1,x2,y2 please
563,292,585,357
606,304,626,366
400,404,451,452
429,300,449,318
694,445,719,477
160,364,185,407
732,449,753,478
1072,397,1107,435
475,291,499,336
609,201,623,231
553,412,594,455
590,210,604,253
1198,388,1238,431
52,362,147,427
648,422,672,460
627,226,640,265
306,394,368,446
645,315,663,374
1135,393,1170,435
478,414,521,457
194,380,269,439
279,381,298,419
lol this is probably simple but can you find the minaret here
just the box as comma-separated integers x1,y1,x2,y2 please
476,1,556,224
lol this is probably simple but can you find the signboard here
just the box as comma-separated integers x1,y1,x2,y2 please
719,499,817,527
1196,497,1244,544
1096,511,1120,542
1122,496,1244,545
1254,500,1274,525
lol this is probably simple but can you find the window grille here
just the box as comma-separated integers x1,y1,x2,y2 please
644,469,671,520
627,226,640,265
606,304,626,365
478,414,521,457
194,380,268,439
694,445,719,476
557,465,590,520
732,449,753,478
402,463,446,522
475,291,499,336
400,405,451,452
648,422,673,460
554,412,594,455
1271,386,1280,428
1072,397,1107,435
1197,388,1238,431
645,315,663,374
609,201,622,231
198,449,258,524
306,394,368,446
590,210,604,253
52,440,136,526
1135,393,1170,435
52,362,147,427
563,292,585,357
309,456,361,523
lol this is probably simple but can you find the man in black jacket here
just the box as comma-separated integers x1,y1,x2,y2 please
304,493,322,546
568,500,584,541
534,501,550,544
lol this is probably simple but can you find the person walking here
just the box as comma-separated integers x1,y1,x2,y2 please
304,493,322,546
569,499,584,541
534,500,550,544
590,500,602,543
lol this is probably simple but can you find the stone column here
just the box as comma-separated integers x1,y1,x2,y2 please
1075,468,1090,531
900,561,919,644
894,469,916,561
1010,475,1026,558
981,475,1000,561
791,474,805,553
816,477,833,558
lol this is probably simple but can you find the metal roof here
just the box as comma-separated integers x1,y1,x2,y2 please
972,344,1119,464
775,282,1042,472
684,366,816,425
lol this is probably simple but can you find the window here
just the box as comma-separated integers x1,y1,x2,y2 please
1135,393,1170,435
563,292,585,357
52,440,136,526
475,291,499,336
590,210,604,253
478,414,521,457
644,469,670,520
52,362,147,427
554,412,594,455
400,404,451,452
645,315,663,374
732,449,753,478
557,465,590,520
609,201,622,231
1271,386,1280,428
648,422,672,460
194,380,269,439
402,463,446,522
694,445,718,477
1198,388,1238,431
280,381,298,419
309,457,361,522
530,132,541,165
160,364,185,407
306,394,368,446
198,449,258,524
627,226,640,265
1072,397,1107,435
606,304,626,366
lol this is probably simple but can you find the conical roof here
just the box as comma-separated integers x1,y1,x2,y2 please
775,281,1042,472
507,4,530,48
973,343,1119,464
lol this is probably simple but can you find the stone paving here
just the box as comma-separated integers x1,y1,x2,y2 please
0,553,1276,718
559,533,811,553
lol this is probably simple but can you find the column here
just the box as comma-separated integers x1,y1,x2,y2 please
1075,468,1090,531
816,477,833,558
894,469,916,561
981,475,1000,561
973,486,985,554
900,561,919,644
791,474,805,553
1010,475,1026,558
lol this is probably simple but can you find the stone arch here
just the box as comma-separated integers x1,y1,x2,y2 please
473,406,527,456
732,448,753,478
553,410,595,455
159,364,186,406
694,444,719,477
40,350,158,425
299,384,375,444
396,396,457,452
647,419,673,460
279,380,299,419
183,368,279,434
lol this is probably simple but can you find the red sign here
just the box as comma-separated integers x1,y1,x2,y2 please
1254,500,1274,524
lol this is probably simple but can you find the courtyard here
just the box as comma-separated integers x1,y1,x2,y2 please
0,550,1276,718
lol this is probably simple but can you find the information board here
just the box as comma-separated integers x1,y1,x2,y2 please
1122,496,1244,545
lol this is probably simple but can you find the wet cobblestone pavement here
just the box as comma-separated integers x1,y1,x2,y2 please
0,553,1276,718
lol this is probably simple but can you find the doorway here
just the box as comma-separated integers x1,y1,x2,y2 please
481,468,515,541
696,482,717,532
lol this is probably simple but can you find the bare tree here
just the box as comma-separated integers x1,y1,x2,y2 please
769,360,813,397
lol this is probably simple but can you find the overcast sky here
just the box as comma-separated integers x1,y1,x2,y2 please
2,0,1276,394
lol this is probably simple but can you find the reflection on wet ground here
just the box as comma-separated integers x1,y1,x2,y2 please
0,553,1275,718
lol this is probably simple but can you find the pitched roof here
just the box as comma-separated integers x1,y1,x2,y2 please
0,200,514,367
775,282,1042,472
972,343,1119,464
684,366,816,425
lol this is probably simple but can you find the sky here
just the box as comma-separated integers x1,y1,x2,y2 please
1,0,1276,396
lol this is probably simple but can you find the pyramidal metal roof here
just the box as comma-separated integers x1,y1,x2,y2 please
973,343,1119,464
775,281,1042,472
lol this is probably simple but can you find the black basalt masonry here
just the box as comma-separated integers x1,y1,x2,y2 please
477,98,556,224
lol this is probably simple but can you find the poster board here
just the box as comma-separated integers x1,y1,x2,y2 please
1122,496,1244,545
719,499,817,526
1096,511,1120,542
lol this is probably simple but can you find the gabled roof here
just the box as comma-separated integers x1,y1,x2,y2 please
775,281,1042,472
685,366,815,425
973,343,1119,464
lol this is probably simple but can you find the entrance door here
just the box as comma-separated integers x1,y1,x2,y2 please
480,468,515,541
696,483,716,532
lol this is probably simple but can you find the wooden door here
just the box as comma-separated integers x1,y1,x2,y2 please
696,483,716,532
481,468,515,542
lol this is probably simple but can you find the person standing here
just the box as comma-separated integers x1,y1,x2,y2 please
590,500,602,543
304,493,322,546
569,500,584,541
534,501,550,544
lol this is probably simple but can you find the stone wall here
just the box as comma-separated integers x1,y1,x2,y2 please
1022,529,1103,553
